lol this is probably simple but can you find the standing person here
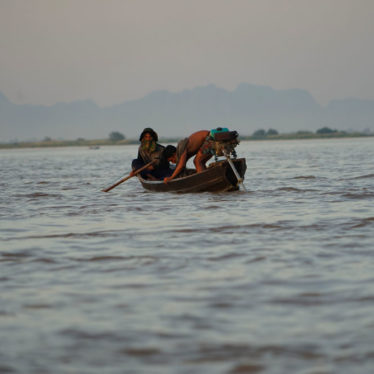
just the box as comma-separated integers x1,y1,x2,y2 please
130,128,170,180
164,130,213,183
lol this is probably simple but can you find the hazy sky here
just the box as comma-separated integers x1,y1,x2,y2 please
1,0,373,106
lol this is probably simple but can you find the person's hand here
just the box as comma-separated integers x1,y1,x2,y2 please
164,177,171,184
129,169,136,177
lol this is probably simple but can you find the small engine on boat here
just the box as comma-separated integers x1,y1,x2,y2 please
208,128,239,160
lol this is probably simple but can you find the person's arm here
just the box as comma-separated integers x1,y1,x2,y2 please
130,148,154,177
164,151,187,183
151,145,164,169
138,148,158,171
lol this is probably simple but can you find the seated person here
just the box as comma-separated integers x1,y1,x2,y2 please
130,127,169,180
130,128,169,180
161,145,177,178
163,145,177,164
164,130,213,183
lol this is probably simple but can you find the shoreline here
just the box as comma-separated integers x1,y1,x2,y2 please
1,132,373,149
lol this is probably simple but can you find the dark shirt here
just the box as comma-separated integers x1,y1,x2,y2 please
134,143,173,179
137,143,169,169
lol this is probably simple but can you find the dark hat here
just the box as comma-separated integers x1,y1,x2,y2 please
164,145,176,159
139,127,158,142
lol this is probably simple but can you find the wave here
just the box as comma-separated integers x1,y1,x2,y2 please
183,342,325,363
85,255,127,262
59,328,121,341
120,347,161,357
322,191,374,199
2,229,122,241
292,175,316,179
207,252,247,262
14,192,63,199
350,217,374,228
349,173,374,180
31,257,57,264
272,187,317,193
172,223,287,234
342,192,374,200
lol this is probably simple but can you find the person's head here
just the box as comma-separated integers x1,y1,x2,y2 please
139,128,158,142
139,128,158,152
164,145,177,163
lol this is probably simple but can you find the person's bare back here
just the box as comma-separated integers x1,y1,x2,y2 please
184,130,210,157
164,130,212,183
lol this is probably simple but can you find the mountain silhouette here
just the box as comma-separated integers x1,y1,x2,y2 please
1,83,373,141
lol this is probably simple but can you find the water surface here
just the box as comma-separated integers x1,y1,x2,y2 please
1,138,374,373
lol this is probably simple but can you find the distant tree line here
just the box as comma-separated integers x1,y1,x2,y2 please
251,127,343,138
315,127,338,134
109,131,126,141
3,127,372,149
252,129,279,137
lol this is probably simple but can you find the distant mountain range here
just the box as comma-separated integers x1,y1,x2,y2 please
1,83,373,142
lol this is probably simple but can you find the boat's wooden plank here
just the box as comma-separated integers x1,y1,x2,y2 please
138,158,246,193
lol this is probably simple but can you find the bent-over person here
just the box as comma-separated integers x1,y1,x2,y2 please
164,130,213,183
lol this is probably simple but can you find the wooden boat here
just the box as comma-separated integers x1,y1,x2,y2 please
137,158,246,193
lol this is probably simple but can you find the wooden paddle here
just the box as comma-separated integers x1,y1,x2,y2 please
102,160,155,192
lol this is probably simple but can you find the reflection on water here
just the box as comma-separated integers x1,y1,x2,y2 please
1,138,374,374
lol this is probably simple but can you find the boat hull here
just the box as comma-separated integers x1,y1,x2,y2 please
138,158,246,193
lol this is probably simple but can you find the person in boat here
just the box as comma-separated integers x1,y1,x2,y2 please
163,130,214,183
130,128,173,180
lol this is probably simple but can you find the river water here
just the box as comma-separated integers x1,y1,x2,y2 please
1,138,373,374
